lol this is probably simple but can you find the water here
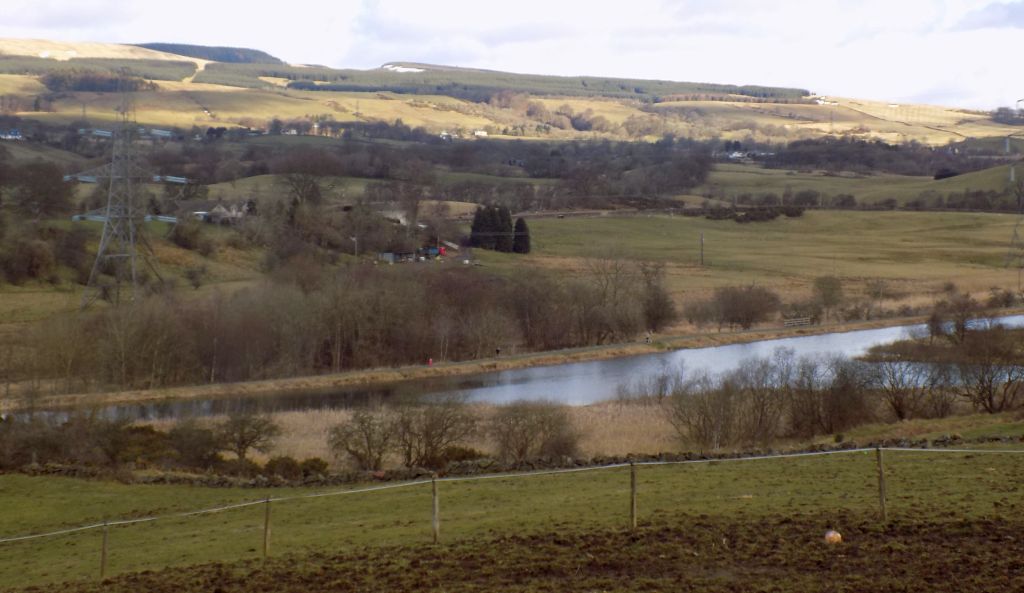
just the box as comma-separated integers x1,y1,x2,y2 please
32,315,1024,421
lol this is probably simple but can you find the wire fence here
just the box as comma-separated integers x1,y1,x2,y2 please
2,446,1023,585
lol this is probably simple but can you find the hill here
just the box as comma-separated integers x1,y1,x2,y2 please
0,38,205,64
135,43,282,64
2,37,1022,145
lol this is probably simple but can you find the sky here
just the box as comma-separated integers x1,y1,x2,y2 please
0,0,1021,109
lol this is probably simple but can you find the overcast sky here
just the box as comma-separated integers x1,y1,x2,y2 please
1,0,1021,109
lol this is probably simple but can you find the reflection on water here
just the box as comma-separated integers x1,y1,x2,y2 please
32,316,1024,421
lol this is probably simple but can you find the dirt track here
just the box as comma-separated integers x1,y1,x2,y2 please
17,513,1024,593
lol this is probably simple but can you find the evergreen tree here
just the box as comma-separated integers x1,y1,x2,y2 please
469,206,485,247
480,206,499,250
512,217,531,254
495,206,514,252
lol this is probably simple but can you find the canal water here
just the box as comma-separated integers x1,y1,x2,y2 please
40,315,1024,421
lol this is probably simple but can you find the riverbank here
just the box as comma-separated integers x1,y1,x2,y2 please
10,309,1024,413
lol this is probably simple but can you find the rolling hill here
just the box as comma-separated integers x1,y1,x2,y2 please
1,37,1021,146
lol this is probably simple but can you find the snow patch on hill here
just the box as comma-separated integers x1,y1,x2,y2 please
382,64,425,73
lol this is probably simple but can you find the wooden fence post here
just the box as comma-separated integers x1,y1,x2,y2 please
262,498,271,560
630,462,638,531
432,474,440,544
875,448,888,523
99,521,109,580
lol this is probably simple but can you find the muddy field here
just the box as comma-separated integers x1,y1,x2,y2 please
15,513,1022,593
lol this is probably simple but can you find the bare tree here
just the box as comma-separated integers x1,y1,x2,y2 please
813,276,843,322
393,396,477,469
871,359,936,421
732,351,789,447
328,409,395,470
665,374,738,451
954,328,1024,413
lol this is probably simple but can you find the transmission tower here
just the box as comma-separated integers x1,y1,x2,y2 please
1004,163,1024,292
79,92,154,308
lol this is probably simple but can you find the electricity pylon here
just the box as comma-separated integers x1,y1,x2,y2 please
1004,164,1024,293
79,92,153,309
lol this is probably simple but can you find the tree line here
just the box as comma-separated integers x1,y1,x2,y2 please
764,137,1004,178
657,301,1023,451
10,261,676,394
0,397,581,476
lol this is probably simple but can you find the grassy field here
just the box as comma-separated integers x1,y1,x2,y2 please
33,512,1024,592
479,210,1022,307
695,162,1021,205
1,140,88,167
0,219,262,325
0,446,1022,589
3,209,1019,328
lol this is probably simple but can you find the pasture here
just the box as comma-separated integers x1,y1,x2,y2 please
696,162,1020,206
0,446,1021,589
480,210,1022,305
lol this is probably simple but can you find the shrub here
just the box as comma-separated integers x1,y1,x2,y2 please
300,457,329,477
264,455,302,480
169,219,204,250
440,445,487,463
489,401,581,463
1,238,55,284
168,420,221,469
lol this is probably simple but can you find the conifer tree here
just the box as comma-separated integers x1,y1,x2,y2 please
495,206,515,252
512,217,531,254
469,206,485,247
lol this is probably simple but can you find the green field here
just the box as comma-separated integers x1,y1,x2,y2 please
476,210,1021,303
4,209,1021,325
695,162,1021,205
1,447,1022,589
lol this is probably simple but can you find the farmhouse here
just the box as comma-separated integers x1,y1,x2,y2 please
179,199,254,225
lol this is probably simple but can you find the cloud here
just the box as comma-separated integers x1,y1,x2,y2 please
954,0,1024,29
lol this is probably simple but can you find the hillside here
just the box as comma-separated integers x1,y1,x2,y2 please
0,37,1021,145
134,43,282,64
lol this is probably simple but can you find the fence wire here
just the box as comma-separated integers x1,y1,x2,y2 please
1,446,1022,545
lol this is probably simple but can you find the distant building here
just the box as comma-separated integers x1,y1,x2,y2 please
179,199,254,225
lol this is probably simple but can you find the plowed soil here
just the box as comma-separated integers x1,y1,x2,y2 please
16,513,1024,593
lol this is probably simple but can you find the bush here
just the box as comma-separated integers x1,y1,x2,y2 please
300,457,329,477
169,219,204,250
1,238,55,284
440,445,487,463
264,455,302,479
703,285,781,330
168,420,221,469
489,401,581,463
